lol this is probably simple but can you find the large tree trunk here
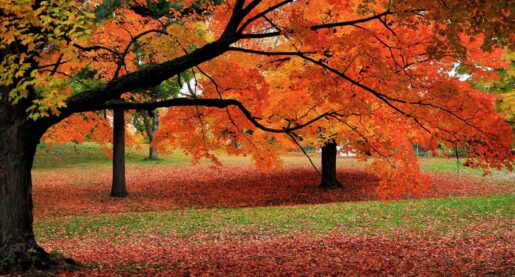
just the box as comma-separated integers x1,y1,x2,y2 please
320,141,342,189
0,117,55,272
111,108,128,197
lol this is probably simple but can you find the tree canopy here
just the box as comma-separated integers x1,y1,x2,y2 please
2,0,514,194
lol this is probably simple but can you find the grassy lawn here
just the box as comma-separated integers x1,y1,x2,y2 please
35,194,514,243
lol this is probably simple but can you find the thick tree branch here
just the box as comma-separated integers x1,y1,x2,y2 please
220,0,247,39
93,98,338,134
59,37,236,120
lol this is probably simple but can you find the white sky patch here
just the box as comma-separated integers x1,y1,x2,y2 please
449,63,471,81
179,78,203,98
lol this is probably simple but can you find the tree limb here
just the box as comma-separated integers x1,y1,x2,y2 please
93,98,338,134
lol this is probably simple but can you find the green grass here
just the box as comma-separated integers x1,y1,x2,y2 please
421,159,469,172
34,142,205,169
33,142,277,170
34,142,109,168
419,157,513,179
35,194,514,242
419,157,488,174
36,142,508,175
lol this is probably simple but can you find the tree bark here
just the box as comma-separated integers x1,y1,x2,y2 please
149,110,159,160
111,108,128,197
320,141,342,189
0,115,56,272
148,144,158,160
142,110,159,160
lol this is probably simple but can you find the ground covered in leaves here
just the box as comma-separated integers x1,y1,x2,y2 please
30,148,514,276
44,227,514,276
32,164,514,218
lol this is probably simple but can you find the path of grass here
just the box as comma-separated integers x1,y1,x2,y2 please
35,194,514,243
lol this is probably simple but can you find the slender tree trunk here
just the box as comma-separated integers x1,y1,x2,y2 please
0,118,55,272
148,144,158,160
150,110,159,159
320,141,342,189
142,110,159,160
111,108,127,197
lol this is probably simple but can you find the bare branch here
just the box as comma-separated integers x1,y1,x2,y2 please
311,10,393,30
238,31,282,39
311,9,424,31
288,132,321,176
112,29,168,80
238,0,293,34
228,47,315,56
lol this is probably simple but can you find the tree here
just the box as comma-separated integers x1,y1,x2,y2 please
132,79,185,160
43,108,135,198
470,51,515,146
141,108,160,159
1,0,513,273
320,140,342,189
111,108,128,197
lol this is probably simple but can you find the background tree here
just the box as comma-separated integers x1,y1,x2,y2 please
131,78,186,160
469,51,515,146
320,140,341,189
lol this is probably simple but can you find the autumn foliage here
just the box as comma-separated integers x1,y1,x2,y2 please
4,0,511,197
1,0,514,274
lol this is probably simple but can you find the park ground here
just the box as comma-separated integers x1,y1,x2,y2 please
29,143,514,276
